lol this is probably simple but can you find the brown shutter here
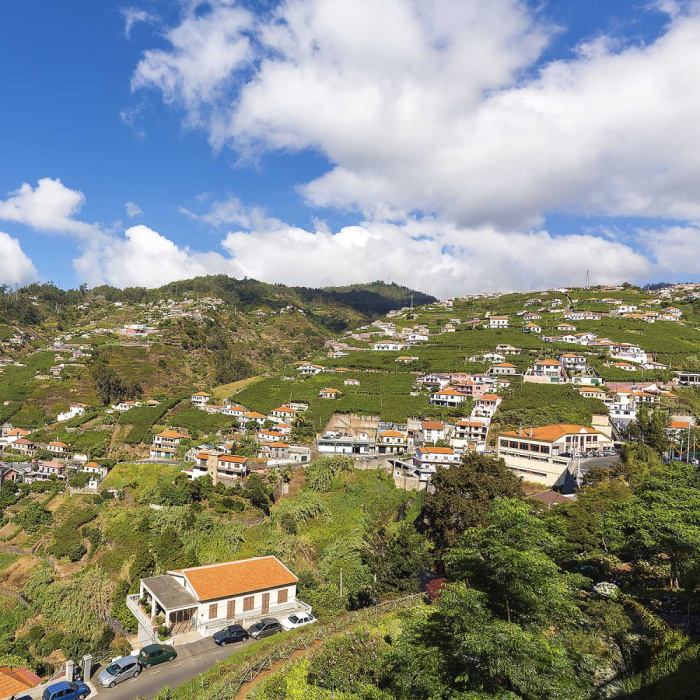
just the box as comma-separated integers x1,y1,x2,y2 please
277,589,288,604
227,599,235,619
243,596,254,611
262,592,270,614
209,603,218,619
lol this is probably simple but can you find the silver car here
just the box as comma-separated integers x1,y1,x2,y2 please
97,655,141,688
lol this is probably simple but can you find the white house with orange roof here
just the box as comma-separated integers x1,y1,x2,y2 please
57,402,89,422
430,387,469,407
128,556,308,641
558,353,587,372
489,315,509,328
413,446,459,478
377,429,408,455
113,400,142,412
191,392,213,407
421,421,446,443
47,440,70,455
489,362,518,376
318,388,343,400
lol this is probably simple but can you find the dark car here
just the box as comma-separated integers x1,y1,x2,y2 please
138,643,178,669
41,680,90,700
213,624,250,646
248,618,282,640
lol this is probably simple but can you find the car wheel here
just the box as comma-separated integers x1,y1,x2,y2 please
220,641,227,647
79,694,87,699
134,669,140,677
145,663,152,669
168,655,175,661
109,681,116,688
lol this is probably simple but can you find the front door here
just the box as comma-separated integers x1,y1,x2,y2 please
262,592,270,614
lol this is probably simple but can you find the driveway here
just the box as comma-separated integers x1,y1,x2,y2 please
91,636,252,699
562,455,620,493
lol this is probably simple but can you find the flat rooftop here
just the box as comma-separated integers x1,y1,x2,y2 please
142,575,198,610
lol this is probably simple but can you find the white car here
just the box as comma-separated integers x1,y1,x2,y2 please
280,612,317,631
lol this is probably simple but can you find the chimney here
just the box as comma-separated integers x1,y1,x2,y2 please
518,425,523,436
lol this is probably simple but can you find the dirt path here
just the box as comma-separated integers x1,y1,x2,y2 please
235,640,323,699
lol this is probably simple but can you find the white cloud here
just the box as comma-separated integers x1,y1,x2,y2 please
122,7,158,39
0,231,38,286
0,178,97,236
131,2,254,130
125,201,144,218
132,0,700,227
73,224,242,288
76,215,653,296
641,225,700,275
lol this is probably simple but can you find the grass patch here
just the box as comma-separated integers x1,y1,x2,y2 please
101,462,182,500
212,375,265,400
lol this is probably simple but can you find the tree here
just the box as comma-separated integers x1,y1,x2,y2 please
385,584,590,700
361,521,432,593
155,526,184,571
447,499,587,626
618,462,700,589
623,404,669,455
419,452,523,552
246,473,271,514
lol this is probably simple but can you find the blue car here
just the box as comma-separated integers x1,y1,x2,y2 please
41,680,90,700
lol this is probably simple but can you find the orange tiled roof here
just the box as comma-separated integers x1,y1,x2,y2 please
219,454,248,463
244,412,267,419
501,424,601,442
418,446,455,454
669,421,693,429
156,429,186,439
421,421,444,430
176,556,298,602
379,430,405,438
535,359,562,365
0,666,41,697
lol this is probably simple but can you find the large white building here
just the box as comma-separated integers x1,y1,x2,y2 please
497,424,612,487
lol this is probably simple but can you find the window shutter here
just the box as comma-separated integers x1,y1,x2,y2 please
209,603,218,619
243,596,254,611
277,589,288,604
227,599,235,619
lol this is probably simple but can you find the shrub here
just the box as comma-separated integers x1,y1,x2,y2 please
36,630,65,657
307,629,390,692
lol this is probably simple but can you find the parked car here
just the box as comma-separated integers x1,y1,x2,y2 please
248,618,282,639
280,612,317,631
97,655,141,688
138,643,177,668
213,624,250,646
41,680,90,700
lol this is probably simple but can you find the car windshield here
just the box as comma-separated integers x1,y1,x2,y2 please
253,621,265,631
105,664,120,675
288,615,300,624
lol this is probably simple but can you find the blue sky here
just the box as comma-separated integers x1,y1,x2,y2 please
0,0,698,296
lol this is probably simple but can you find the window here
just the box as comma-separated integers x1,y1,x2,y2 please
209,603,218,619
277,589,288,604
243,596,254,611
227,599,235,619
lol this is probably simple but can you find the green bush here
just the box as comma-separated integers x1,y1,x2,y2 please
122,395,184,445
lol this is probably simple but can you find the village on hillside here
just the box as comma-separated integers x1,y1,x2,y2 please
1,278,700,698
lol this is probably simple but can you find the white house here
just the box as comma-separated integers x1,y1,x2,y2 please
489,362,518,376
522,322,542,334
413,446,459,478
407,332,429,342
373,341,407,351
558,353,587,373
129,556,306,641
489,315,509,328
57,403,89,422
377,430,408,455
113,400,142,412
191,392,212,407
421,421,446,443
430,388,469,407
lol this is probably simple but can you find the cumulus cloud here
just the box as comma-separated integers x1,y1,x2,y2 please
0,178,97,236
0,231,38,286
131,0,700,227
75,215,653,296
125,201,144,218
640,225,700,275
73,224,242,288
131,2,254,129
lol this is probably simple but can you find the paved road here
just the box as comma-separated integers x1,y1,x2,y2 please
562,455,619,493
91,636,253,699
